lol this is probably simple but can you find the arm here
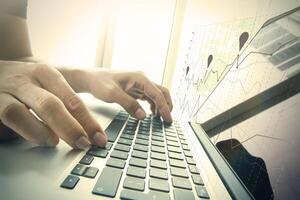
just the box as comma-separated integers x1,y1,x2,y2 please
0,12,172,149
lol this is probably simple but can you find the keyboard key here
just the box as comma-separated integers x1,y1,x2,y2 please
61,175,80,189
133,144,149,152
184,150,193,158
186,157,196,165
173,189,195,200
87,147,109,158
147,190,170,200
106,142,113,150
150,168,168,180
138,130,150,135
178,135,185,140
132,150,148,160
165,129,176,133
165,132,177,138
167,146,181,153
123,129,135,135
79,155,94,165
120,189,170,200
169,159,186,168
71,164,86,176
129,158,147,168
182,145,190,151
118,138,133,146
180,139,188,145
152,135,164,142
172,177,192,190
192,175,204,185
110,150,128,160
83,167,99,178
170,167,189,178
167,140,180,147
127,166,146,178
137,134,149,140
106,119,126,142
152,132,164,137
150,159,167,169
168,152,183,160
151,152,166,161
114,144,131,152
195,185,210,199
166,136,178,142
121,134,135,140
123,177,145,191
149,178,170,192
189,165,200,174
106,157,126,169
151,145,165,154
92,167,123,197
151,140,165,147
135,138,149,146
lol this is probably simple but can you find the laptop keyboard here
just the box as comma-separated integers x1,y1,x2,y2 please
60,111,210,200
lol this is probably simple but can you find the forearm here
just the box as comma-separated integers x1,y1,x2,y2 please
5,56,91,94
0,14,32,60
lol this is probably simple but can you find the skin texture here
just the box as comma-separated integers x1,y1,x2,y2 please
0,14,173,149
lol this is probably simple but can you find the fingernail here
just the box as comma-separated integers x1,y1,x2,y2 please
75,136,91,150
135,108,146,119
93,132,107,147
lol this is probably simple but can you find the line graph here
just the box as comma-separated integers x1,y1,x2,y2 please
174,8,300,121
172,4,300,200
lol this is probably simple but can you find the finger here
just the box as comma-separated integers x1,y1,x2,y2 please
113,87,146,120
9,83,91,149
0,93,59,146
155,84,173,111
139,78,172,123
32,65,107,147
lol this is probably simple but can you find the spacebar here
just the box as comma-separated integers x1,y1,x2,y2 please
106,119,126,142
92,167,123,197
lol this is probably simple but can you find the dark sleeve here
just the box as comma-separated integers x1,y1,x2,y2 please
0,0,28,18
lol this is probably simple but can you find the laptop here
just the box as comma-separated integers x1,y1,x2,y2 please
0,6,299,200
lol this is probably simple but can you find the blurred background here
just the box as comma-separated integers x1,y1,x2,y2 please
27,0,176,84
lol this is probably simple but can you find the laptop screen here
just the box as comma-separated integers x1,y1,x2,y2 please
213,93,300,199
192,8,300,200
173,7,300,200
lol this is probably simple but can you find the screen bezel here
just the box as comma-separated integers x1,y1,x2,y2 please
189,121,254,200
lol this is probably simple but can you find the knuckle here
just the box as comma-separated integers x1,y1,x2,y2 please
105,84,119,99
33,64,62,80
65,94,84,112
1,103,26,124
37,95,62,114
33,64,51,76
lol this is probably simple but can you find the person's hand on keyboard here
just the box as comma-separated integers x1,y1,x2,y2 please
65,69,173,123
0,60,107,149
0,61,173,149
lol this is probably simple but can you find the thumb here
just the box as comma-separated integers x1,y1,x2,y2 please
113,88,146,119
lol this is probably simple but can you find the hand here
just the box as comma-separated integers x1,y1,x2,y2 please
84,70,173,123
0,60,107,149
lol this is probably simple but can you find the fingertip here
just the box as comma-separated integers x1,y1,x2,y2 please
160,106,173,123
134,108,146,120
93,131,107,147
44,136,59,147
75,136,91,150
